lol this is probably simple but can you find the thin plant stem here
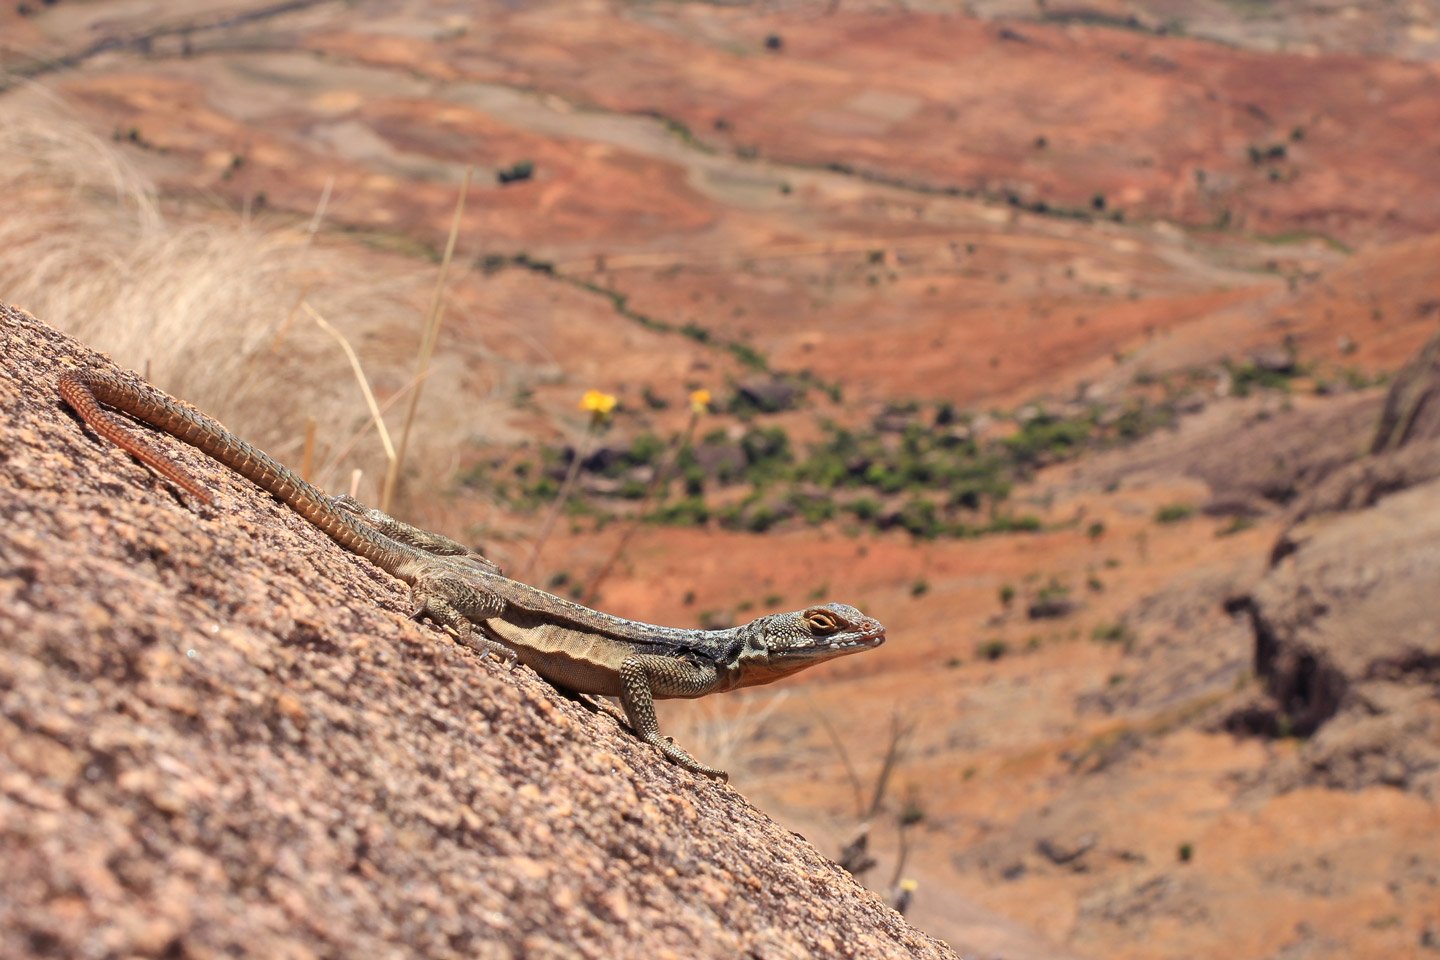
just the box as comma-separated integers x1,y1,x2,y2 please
521,422,596,581
809,693,868,819
582,410,700,605
306,301,395,486
317,367,434,490
389,166,472,512
866,712,914,820
301,417,316,483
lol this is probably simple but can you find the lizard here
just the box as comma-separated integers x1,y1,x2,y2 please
57,369,886,780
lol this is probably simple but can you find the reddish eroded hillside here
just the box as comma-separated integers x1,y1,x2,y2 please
303,3,1440,245
21,0,1437,420
4,2,1440,958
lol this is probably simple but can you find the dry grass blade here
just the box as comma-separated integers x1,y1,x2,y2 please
304,301,396,464
389,167,473,512
317,368,433,490
301,417,317,483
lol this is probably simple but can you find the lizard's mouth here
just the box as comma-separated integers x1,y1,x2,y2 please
850,623,887,649
800,621,886,655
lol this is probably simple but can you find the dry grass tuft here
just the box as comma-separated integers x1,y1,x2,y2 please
0,90,464,504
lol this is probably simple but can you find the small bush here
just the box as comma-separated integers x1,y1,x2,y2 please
897,498,943,539
848,496,881,521
1216,515,1255,536
497,160,535,184
648,497,710,526
1091,622,1134,651
976,639,1009,661
1155,503,1195,524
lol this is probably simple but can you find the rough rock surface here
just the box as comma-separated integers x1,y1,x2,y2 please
1276,331,1440,552
1235,480,1440,796
0,303,956,959
1229,334,1440,798
1076,390,1384,520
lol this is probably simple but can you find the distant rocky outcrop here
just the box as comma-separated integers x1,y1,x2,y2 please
1228,332,1440,798
0,304,956,959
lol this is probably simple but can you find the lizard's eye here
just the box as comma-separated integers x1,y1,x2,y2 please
805,610,840,633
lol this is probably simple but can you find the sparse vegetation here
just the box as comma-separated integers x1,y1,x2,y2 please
496,395,1102,538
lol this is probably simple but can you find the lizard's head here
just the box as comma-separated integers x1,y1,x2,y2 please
733,602,885,687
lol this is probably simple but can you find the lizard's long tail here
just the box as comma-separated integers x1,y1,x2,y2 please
58,369,410,573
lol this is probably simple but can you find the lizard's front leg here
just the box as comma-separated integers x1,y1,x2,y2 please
618,655,726,780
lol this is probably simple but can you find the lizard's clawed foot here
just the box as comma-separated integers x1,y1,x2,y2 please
649,735,727,781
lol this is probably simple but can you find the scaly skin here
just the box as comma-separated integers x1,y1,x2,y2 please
59,369,887,779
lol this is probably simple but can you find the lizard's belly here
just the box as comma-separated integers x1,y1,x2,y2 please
482,618,627,697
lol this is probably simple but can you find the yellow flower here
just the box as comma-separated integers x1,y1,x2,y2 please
689,389,711,415
579,389,617,421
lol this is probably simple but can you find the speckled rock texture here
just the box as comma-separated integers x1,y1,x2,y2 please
0,303,957,959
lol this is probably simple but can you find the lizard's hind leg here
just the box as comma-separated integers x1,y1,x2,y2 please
410,572,517,664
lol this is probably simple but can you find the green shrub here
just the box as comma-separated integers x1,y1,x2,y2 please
976,639,1009,661
1091,622,1134,650
1216,515,1254,536
1155,503,1195,524
848,496,881,521
497,160,535,184
1004,412,1093,468
986,513,1041,533
648,497,710,526
896,498,942,539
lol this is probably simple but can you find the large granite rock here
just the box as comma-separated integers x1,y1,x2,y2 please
1230,333,1440,797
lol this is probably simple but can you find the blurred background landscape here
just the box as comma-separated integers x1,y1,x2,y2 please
4,1,1439,956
